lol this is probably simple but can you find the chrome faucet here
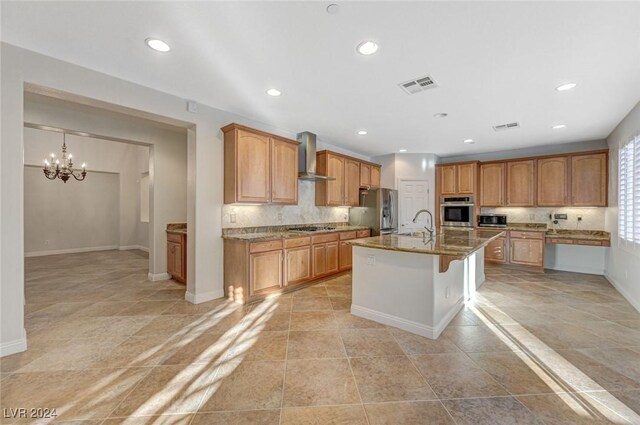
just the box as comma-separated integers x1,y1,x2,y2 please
412,209,435,240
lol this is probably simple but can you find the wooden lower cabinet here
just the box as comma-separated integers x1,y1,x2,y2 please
224,229,370,304
510,238,544,267
285,246,312,285
167,232,186,284
484,237,507,264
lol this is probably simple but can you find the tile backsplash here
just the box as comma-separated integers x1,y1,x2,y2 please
222,180,350,228
481,207,606,230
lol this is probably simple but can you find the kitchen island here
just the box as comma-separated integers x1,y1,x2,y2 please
348,228,504,339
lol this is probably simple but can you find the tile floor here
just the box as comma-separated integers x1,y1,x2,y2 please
1,250,640,424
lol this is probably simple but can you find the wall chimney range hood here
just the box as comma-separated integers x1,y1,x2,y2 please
297,131,336,181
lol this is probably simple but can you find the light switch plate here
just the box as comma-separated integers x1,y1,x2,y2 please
230,213,236,223
366,255,375,265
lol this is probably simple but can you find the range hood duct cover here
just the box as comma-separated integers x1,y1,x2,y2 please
297,131,336,181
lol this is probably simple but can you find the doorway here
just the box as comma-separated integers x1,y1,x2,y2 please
398,179,432,233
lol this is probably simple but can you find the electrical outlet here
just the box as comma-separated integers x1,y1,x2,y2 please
230,213,236,224
277,213,283,222
366,255,375,266
577,216,582,222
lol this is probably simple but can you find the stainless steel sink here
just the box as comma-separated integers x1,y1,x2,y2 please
398,231,436,239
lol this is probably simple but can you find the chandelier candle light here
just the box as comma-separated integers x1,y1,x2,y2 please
43,133,87,183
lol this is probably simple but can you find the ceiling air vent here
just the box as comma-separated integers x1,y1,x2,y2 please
399,75,439,95
493,122,520,131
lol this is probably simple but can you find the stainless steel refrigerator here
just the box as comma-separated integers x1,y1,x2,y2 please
349,188,398,235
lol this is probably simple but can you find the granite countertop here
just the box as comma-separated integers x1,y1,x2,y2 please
545,229,610,241
166,223,187,235
348,228,505,258
222,225,371,242
507,223,548,231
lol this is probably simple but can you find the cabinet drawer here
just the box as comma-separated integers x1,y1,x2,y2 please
340,231,357,241
312,233,340,244
575,239,604,246
167,232,183,243
284,237,311,248
509,230,544,240
548,238,574,245
356,229,371,238
250,240,284,253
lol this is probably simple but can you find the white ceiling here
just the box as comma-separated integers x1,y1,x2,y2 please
2,1,640,157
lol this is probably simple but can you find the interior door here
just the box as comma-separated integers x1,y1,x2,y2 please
398,180,431,233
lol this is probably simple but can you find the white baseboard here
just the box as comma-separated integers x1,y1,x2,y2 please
119,245,149,253
477,273,486,289
25,245,119,257
185,290,220,304
605,274,640,313
0,332,27,357
548,264,605,275
351,299,463,339
148,272,171,281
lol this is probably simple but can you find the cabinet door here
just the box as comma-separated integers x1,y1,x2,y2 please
285,246,311,285
312,244,327,278
339,241,352,271
537,157,568,206
510,238,544,267
571,153,607,207
326,241,339,274
439,165,457,195
236,129,271,203
360,163,371,187
370,166,381,188
457,163,476,195
167,242,179,278
480,163,505,206
249,250,283,295
271,138,298,204
326,154,346,205
506,160,536,206
484,237,506,263
345,159,361,206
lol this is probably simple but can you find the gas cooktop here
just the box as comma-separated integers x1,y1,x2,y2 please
288,226,336,232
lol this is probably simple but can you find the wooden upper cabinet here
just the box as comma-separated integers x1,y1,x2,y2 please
370,165,381,188
439,165,457,195
360,163,371,187
223,123,299,205
506,160,536,206
271,138,298,204
326,153,346,205
345,159,361,206
457,163,476,195
537,157,568,206
479,163,505,206
571,152,608,207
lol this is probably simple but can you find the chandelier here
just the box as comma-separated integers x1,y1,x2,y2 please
43,133,87,183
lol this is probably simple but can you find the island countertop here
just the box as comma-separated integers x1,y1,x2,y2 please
348,228,505,258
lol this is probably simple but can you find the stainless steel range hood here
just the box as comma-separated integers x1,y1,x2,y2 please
297,131,336,181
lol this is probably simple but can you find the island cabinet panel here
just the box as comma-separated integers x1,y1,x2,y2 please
439,165,457,195
509,232,544,267
457,163,477,195
484,237,507,264
479,163,505,206
271,138,298,204
345,159,361,206
360,163,371,187
285,246,312,286
249,250,283,295
370,165,381,188
506,160,536,206
571,152,607,207
537,157,568,206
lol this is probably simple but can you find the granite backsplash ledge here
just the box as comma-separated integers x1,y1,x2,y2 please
222,222,359,236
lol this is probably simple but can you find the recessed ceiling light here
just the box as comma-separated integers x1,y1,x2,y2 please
552,124,567,129
556,83,577,91
399,149,407,152
266,88,282,97
433,113,448,118
463,139,475,144
145,38,171,52
357,130,367,135
356,41,379,55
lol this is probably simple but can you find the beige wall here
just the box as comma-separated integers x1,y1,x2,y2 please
24,166,120,254
606,100,640,312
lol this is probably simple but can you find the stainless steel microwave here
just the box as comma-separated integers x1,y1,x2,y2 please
478,214,507,228
440,196,474,228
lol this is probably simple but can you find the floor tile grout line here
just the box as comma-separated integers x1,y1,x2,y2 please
278,298,294,425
